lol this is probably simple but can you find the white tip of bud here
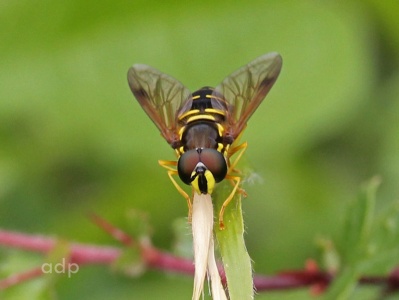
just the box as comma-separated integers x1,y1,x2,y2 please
192,194,227,300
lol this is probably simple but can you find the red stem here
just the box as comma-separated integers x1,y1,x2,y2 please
0,229,397,294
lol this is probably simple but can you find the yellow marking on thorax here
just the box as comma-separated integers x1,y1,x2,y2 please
186,114,216,123
217,142,230,156
178,126,185,138
176,147,184,156
179,109,200,120
215,123,224,137
204,108,226,116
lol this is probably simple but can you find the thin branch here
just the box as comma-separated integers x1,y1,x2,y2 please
0,267,43,290
0,228,398,294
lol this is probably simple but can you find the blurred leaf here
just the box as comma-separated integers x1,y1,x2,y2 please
323,177,380,299
171,217,193,259
0,251,57,300
359,200,399,273
341,177,380,265
323,267,358,300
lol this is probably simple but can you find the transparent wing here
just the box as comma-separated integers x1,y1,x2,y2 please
212,52,282,139
127,64,192,146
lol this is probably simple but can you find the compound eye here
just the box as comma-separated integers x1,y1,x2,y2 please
178,149,200,185
200,149,227,183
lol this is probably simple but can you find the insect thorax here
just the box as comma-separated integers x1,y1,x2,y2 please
175,87,229,156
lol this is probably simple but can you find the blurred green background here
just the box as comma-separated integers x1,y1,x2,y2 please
1,0,398,299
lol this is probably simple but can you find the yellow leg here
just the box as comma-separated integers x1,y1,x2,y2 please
159,160,193,221
217,142,250,229
227,141,247,173
158,159,177,171
218,174,241,230
226,142,248,197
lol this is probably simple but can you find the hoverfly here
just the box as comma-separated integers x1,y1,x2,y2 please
127,52,282,229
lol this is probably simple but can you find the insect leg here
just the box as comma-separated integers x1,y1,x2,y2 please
227,141,247,173
218,174,241,230
158,159,178,171
159,160,193,220
226,142,248,197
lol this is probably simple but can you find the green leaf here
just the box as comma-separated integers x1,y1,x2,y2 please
171,217,193,259
341,177,380,266
323,177,381,299
214,182,253,300
323,267,358,300
358,200,399,273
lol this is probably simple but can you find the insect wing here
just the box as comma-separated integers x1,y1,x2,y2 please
128,64,192,145
212,52,282,139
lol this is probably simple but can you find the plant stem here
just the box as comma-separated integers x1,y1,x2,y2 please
214,183,254,300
